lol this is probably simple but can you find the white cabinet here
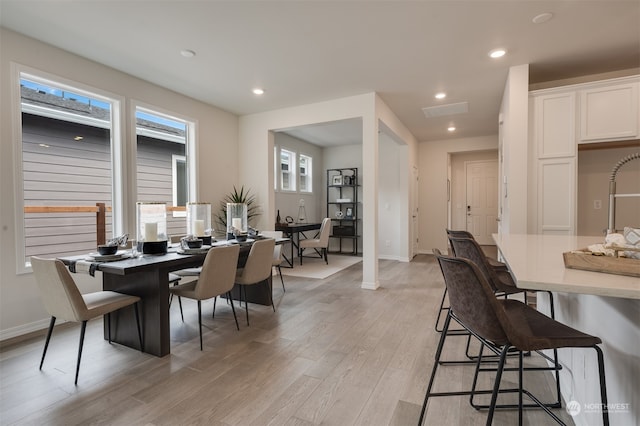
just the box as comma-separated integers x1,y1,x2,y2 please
529,75,639,235
580,81,639,142
537,158,575,235
534,92,576,158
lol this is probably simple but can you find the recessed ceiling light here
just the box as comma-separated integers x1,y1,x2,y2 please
489,48,507,59
252,88,265,95
532,12,553,24
447,126,456,132
180,49,196,58
435,92,447,100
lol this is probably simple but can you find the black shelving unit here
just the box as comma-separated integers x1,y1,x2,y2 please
326,168,359,255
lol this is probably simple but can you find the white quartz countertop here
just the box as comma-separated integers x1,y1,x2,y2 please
493,233,640,299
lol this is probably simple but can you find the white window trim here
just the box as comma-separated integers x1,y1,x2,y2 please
280,148,297,192
299,153,313,193
131,101,198,228
12,63,125,273
172,154,187,217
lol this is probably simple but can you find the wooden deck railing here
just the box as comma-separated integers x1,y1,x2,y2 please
24,203,186,245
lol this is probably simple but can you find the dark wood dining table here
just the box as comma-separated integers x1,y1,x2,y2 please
59,238,285,357
275,222,322,267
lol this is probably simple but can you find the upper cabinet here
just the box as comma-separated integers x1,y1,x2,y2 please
579,81,639,142
534,91,576,158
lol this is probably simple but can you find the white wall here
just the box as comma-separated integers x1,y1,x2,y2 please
273,132,324,225
378,134,407,260
0,29,238,340
239,93,418,289
418,135,499,253
499,64,530,234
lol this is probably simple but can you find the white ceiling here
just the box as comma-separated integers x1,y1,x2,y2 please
1,1,639,146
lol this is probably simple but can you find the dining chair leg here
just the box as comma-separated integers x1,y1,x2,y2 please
107,312,111,343
243,286,250,326
212,296,217,318
75,320,87,385
324,248,328,264
228,292,240,330
197,300,203,350
134,302,143,352
40,316,56,370
518,350,524,426
277,265,285,292
178,296,184,322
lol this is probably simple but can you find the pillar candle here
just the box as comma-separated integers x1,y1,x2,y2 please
232,218,242,231
194,219,205,236
144,222,158,242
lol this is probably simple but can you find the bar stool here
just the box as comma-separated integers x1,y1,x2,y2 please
419,252,609,426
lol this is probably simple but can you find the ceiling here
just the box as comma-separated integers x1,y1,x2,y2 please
1,1,639,146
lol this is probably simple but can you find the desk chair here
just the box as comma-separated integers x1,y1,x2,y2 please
419,253,609,426
299,217,331,265
31,256,142,385
260,230,286,292
235,238,276,325
169,244,240,350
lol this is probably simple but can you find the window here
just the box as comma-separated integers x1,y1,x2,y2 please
135,108,191,237
18,73,117,269
299,154,312,192
280,149,296,191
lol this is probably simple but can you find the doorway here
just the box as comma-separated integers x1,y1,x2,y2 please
449,151,499,245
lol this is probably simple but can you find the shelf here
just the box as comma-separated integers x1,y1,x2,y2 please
327,167,359,256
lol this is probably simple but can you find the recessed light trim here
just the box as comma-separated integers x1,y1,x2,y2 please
489,48,507,59
532,12,553,24
252,88,265,95
435,92,446,100
447,126,456,132
180,49,196,58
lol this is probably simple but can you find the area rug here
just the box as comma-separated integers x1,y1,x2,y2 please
280,254,362,279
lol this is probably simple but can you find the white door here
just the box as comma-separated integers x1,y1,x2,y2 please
466,160,499,245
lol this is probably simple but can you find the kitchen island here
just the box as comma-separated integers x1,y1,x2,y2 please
494,233,639,426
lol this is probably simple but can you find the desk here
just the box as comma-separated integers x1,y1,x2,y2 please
493,233,639,299
59,239,284,357
493,233,640,425
275,222,321,267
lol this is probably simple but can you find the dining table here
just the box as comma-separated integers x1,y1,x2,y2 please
59,237,287,357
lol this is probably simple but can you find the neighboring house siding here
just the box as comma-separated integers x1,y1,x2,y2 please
22,113,186,261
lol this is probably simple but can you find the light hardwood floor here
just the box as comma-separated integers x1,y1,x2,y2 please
0,255,574,425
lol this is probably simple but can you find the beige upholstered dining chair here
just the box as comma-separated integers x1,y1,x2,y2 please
234,238,276,326
260,230,285,292
169,244,240,350
299,217,332,265
30,256,142,385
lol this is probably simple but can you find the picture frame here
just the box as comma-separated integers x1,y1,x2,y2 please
345,207,353,219
332,175,343,185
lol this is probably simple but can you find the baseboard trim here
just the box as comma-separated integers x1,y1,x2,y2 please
0,317,55,342
361,280,379,290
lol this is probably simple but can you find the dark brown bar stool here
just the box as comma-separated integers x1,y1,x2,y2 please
434,229,509,333
419,252,609,426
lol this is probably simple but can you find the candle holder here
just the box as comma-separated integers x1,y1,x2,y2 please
226,203,247,240
136,202,168,254
187,202,212,245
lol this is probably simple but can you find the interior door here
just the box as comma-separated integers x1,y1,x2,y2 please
466,160,499,245
412,166,419,257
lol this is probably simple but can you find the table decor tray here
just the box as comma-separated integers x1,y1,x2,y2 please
563,248,640,277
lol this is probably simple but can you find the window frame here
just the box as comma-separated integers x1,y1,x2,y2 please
280,148,297,192
13,64,125,273
299,153,313,193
